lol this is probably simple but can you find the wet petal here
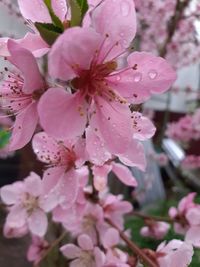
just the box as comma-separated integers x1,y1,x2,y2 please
111,162,137,187
90,97,132,154
38,88,87,140
7,40,44,94
49,27,101,80
9,102,38,151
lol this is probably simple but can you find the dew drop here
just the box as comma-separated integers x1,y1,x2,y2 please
133,72,142,83
148,70,157,80
121,39,128,48
120,1,130,17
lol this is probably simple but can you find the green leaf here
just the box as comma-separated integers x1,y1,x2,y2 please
76,0,89,17
44,0,64,30
0,129,10,149
35,22,62,45
69,0,89,26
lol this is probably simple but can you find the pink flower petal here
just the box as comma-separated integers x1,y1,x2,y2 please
91,0,136,59
110,52,177,104
102,228,119,249
131,112,156,141
0,182,24,205
24,172,42,197
178,192,196,213
51,0,68,22
90,97,133,154
86,127,112,166
185,226,200,248
19,33,49,57
6,205,27,228
49,27,101,80
28,209,48,237
186,207,200,226
7,40,44,94
18,0,51,22
92,165,112,192
0,33,49,58
9,102,38,151
32,132,62,164
38,88,87,139
40,167,66,211
94,247,106,267
111,162,137,187
57,169,79,209
78,234,93,250
128,52,177,97
60,244,81,259
118,139,146,171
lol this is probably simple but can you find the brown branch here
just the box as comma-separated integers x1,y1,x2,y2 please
34,232,67,267
106,218,159,267
129,211,173,223
159,0,190,57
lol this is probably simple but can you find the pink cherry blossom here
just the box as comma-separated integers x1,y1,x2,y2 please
0,40,45,150
0,172,54,237
156,240,193,267
166,114,200,144
61,234,105,267
185,206,200,247
62,202,106,244
102,228,129,267
92,162,138,192
3,222,28,239
0,33,49,58
169,192,197,235
32,132,88,209
169,192,200,247
27,236,49,264
38,0,176,155
86,111,155,169
100,193,132,230
140,221,170,240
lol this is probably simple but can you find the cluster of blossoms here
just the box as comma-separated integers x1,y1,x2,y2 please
166,109,200,144
169,193,200,248
135,0,200,68
181,155,200,170
0,0,196,266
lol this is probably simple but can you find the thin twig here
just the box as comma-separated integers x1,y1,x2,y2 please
106,218,159,267
129,211,173,223
34,232,67,267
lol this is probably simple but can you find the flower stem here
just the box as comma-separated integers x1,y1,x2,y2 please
130,211,173,223
34,232,67,267
106,218,159,267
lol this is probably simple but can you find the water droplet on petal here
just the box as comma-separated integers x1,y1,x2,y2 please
120,1,130,17
148,70,157,80
133,72,142,83
122,39,128,47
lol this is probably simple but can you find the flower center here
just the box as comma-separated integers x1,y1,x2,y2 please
82,215,97,231
22,193,38,214
71,61,118,98
80,251,94,265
